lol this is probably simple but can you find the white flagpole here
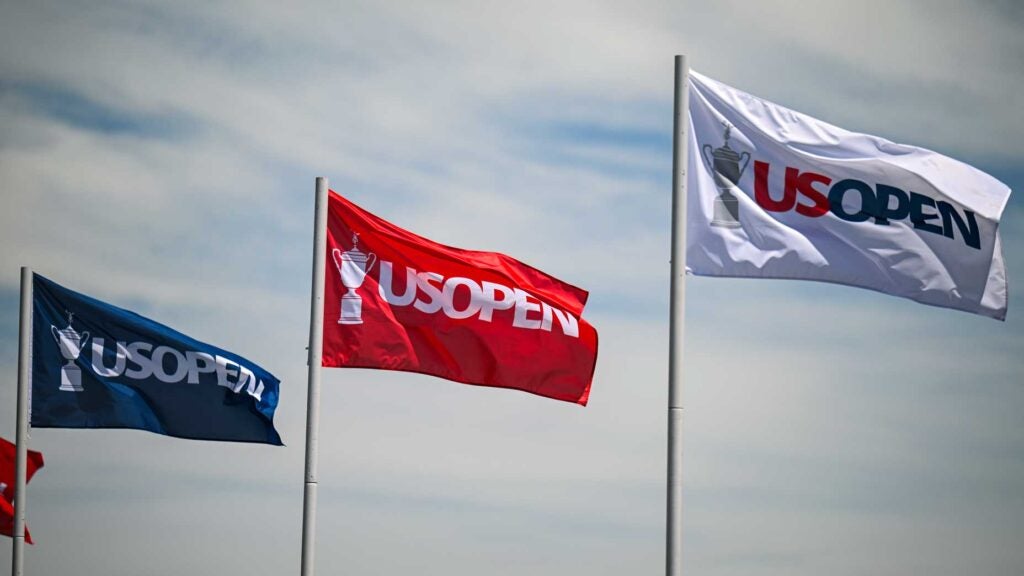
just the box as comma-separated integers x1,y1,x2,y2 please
300,178,328,576
12,267,32,576
666,55,690,576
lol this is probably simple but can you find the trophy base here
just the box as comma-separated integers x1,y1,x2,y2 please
339,294,364,325
712,191,741,229
59,365,84,392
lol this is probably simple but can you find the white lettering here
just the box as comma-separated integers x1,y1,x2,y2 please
215,355,240,390
233,365,254,393
413,272,444,314
151,346,188,383
479,281,515,321
125,342,154,379
442,277,483,319
82,340,266,401
551,308,579,337
372,260,581,338
232,365,264,401
185,351,216,384
378,262,417,305
91,338,127,377
251,380,265,402
540,302,553,332
512,289,542,330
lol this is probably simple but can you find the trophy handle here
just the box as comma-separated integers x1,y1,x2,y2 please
365,253,377,273
737,151,752,178
80,331,90,347
331,248,344,273
51,325,60,343
701,144,714,170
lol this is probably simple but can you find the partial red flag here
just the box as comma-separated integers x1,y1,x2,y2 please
322,192,598,405
0,437,44,544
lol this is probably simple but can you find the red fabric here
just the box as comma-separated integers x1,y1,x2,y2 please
322,191,598,405
0,437,43,544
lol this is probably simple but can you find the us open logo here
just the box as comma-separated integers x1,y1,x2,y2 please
751,158,981,249
54,310,267,401
700,126,982,250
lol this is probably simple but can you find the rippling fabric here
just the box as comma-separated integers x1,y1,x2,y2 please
31,275,282,444
322,192,598,405
1,436,44,543
687,71,1010,320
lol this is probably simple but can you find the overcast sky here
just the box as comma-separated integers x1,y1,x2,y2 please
1,1,1022,575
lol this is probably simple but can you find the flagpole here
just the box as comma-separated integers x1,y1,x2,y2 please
12,267,32,576
667,55,690,576
301,178,328,576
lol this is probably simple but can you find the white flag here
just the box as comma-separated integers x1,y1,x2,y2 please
686,71,1010,320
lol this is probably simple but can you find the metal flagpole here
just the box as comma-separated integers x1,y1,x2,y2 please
301,178,328,576
12,267,32,576
666,55,690,576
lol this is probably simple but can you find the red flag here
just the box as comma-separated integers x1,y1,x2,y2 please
0,437,44,544
322,192,598,405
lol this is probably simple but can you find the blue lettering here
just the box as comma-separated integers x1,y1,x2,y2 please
910,192,943,235
749,162,983,249
828,179,876,223
938,201,980,250
874,184,910,225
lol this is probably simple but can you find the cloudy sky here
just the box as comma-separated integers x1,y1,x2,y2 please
1,1,1022,575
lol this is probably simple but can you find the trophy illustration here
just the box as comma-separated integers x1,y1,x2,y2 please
51,312,89,392
332,233,377,324
702,123,751,228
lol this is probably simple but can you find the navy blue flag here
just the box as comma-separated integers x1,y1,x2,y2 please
31,274,283,445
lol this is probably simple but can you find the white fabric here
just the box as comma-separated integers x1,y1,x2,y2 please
686,71,1011,320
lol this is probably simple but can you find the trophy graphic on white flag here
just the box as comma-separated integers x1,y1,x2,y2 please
332,232,377,324
701,122,750,228
51,312,89,392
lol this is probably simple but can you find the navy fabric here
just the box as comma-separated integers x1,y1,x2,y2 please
31,274,282,445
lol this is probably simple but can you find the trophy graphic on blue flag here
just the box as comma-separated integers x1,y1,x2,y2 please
51,312,88,392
